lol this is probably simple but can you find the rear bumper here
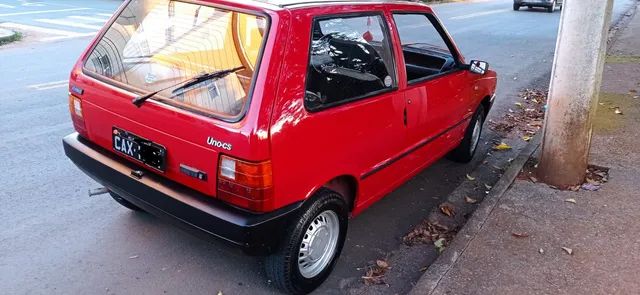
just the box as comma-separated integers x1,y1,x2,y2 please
63,133,301,255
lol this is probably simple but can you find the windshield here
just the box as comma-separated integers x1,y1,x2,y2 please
84,0,268,119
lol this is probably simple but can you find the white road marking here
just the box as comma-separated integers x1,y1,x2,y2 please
0,7,89,17
0,22,98,42
35,18,103,30
96,13,113,17
0,22,78,35
41,32,96,42
68,15,109,22
21,2,45,7
0,4,16,8
449,9,511,20
28,80,69,90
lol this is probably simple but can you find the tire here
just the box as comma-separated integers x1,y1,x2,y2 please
110,192,145,212
513,3,520,10
547,1,556,12
265,189,348,294
447,105,485,163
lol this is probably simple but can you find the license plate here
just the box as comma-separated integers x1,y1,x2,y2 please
112,127,167,171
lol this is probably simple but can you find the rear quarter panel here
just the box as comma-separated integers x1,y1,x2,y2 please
268,4,408,211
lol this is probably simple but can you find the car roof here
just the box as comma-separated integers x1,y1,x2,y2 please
252,0,419,8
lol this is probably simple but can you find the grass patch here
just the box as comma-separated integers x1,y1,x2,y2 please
0,31,22,46
594,92,633,133
605,55,640,64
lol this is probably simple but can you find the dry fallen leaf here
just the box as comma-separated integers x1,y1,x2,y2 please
565,198,577,204
522,135,532,142
439,203,455,217
376,259,389,269
581,183,600,191
515,102,523,108
403,221,453,245
562,247,573,255
493,142,512,151
466,174,476,181
484,184,492,190
362,259,390,285
614,108,623,115
434,238,446,253
465,196,478,204
511,232,529,238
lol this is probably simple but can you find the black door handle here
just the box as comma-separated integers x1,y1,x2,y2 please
403,107,407,126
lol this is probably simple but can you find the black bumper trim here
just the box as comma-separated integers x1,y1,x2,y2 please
63,133,301,255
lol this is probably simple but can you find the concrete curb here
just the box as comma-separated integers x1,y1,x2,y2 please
408,133,542,295
608,0,639,50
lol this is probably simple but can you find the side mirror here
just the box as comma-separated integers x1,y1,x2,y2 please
468,60,489,75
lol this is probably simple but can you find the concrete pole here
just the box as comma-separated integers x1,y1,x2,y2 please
537,0,614,187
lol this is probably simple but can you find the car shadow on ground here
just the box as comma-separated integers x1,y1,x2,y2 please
94,129,503,294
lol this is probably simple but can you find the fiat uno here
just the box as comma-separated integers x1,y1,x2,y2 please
63,0,497,293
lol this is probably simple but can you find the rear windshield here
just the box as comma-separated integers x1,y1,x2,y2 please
84,0,268,120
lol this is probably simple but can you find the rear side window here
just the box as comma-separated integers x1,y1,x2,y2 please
84,0,268,120
304,14,396,111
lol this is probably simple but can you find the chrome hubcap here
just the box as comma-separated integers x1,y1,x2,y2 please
470,116,482,155
298,210,340,278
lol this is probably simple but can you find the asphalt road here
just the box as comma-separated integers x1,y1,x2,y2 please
0,0,635,294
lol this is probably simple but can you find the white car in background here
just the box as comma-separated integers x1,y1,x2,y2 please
513,0,563,12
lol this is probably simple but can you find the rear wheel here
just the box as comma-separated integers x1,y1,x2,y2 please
448,105,485,163
110,192,144,212
265,189,348,294
513,3,520,10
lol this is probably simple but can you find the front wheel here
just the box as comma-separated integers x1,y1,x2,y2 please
448,105,485,163
513,3,520,10
265,189,348,294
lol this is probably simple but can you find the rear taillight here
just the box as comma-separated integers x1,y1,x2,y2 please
217,155,273,212
68,93,88,137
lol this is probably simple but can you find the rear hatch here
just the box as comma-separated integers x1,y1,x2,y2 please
72,0,269,197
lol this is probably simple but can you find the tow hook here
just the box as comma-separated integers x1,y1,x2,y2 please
88,187,109,197
131,170,144,179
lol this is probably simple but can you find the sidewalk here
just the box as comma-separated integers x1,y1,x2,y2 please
411,4,640,295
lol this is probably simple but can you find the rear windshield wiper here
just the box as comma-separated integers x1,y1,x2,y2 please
132,66,244,107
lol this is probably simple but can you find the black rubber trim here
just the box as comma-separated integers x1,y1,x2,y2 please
361,114,472,180
63,133,301,255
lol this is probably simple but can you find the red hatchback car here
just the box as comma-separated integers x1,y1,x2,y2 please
63,0,496,293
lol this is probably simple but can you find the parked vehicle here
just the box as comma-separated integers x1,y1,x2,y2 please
63,0,497,293
514,0,563,12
